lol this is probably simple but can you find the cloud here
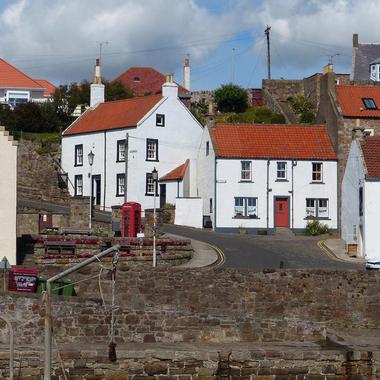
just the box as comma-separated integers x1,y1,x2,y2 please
0,0,249,84
251,0,380,72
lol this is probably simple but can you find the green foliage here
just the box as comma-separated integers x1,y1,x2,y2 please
216,106,286,124
105,80,133,101
305,220,329,236
214,83,248,113
287,94,316,123
190,100,208,125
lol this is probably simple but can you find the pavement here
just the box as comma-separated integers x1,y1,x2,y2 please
163,232,220,268
321,238,367,264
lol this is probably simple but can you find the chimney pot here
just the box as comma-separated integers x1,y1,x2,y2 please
353,33,359,48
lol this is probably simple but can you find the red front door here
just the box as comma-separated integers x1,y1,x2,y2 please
275,198,289,227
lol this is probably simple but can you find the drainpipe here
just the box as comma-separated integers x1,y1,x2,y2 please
266,160,270,230
44,244,120,380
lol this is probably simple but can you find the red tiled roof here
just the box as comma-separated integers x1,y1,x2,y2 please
361,136,380,179
160,160,189,181
34,79,56,97
0,58,44,89
336,85,380,118
63,94,162,136
212,123,337,160
113,67,188,97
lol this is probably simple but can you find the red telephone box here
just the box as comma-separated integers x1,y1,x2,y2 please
121,202,142,237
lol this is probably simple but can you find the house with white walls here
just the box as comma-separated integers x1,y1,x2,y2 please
0,58,55,108
197,123,338,233
61,60,203,212
0,126,17,265
342,136,380,267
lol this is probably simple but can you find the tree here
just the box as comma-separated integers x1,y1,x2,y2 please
105,80,133,101
286,94,316,123
214,83,248,113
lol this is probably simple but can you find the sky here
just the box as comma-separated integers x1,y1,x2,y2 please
0,0,379,90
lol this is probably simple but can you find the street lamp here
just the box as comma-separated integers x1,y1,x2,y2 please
88,150,95,230
152,167,158,268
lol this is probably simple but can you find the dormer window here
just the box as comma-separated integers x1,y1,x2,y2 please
133,76,140,82
362,98,377,110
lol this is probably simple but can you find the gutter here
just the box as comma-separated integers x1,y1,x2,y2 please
266,160,270,230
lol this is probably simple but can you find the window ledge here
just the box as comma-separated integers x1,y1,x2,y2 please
233,216,260,220
116,194,124,197
304,217,331,221
275,179,288,182
238,180,254,183
74,164,83,167
116,160,125,163
145,193,159,197
146,159,159,162
310,181,325,184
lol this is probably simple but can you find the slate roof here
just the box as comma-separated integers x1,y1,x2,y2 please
211,123,337,160
361,136,380,180
336,85,380,118
63,94,162,136
113,67,189,97
160,159,189,181
0,58,44,90
353,43,380,81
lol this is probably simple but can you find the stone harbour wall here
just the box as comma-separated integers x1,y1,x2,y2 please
0,343,378,380
0,269,379,347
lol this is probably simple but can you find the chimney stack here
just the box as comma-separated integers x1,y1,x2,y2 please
206,101,215,129
183,55,190,91
90,58,105,107
353,33,359,48
162,73,178,98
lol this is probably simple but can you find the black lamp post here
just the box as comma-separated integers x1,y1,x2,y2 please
152,167,158,267
88,150,95,229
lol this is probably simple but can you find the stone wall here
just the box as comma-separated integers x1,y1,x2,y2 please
0,343,377,379
0,269,380,346
262,79,304,102
17,139,71,205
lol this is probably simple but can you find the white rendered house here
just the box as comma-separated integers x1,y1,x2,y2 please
197,123,338,233
0,58,55,108
342,136,380,266
0,127,17,265
61,64,203,212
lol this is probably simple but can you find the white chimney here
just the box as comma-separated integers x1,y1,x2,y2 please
162,73,178,98
90,58,105,107
183,55,190,91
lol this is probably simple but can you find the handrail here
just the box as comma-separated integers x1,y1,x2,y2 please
44,244,120,380
0,316,14,380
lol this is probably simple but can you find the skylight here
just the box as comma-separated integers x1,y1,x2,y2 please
362,98,377,110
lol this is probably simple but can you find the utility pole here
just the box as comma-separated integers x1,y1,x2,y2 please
124,132,129,203
231,47,236,83
264,25,271,80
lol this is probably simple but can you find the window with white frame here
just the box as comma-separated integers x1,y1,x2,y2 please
75,144,83,166
277,162,287,180
146,139,158,161
145,173,157,196
116,174,125,197
156,114,165,127
6,91,29,109
234,197,258,218
312,162,323,182
306,198,329,218
240,161,252,181
117,140,126,162
74,175,83,196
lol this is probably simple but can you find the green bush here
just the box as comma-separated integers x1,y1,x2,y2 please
305,220,329,236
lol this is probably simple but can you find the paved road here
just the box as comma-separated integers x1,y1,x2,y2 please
162,224,365,271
